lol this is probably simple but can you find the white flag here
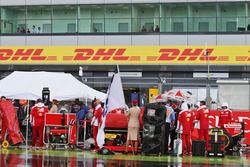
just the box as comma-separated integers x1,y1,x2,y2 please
97,72,126,148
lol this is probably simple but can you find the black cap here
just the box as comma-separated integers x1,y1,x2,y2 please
36,98,43,103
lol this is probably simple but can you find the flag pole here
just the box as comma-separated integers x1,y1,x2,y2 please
116,64,120,73
26,100,29,149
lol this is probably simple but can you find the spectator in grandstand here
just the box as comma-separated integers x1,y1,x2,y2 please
176,102,194,156
155,25,160,32
141,26,147,32
164,100,175,155
31,25,37,33
124,100,140,155
196,100,210,149
149,26,154,32
49,99,59,113
93,26,98,32
91,99,103,151
247,24,250,31
30,99,48,149
218,102,233,129
37,27,42,33
20,27,26,33
17,27,20,33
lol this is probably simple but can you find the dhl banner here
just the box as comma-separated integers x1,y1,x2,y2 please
0,46,249,65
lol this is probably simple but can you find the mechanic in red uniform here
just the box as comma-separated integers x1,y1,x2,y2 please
91,99,103,150
196,100,210,149
218,102,233,129
177,102,194,155
30,99,48,149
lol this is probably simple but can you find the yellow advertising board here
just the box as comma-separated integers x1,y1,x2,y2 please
149,88,159,103
0,46,249,65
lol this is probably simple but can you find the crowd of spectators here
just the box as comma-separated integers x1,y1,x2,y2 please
141,25,160,32
17,25,42,34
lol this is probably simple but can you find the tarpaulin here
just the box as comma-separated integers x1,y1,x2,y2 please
0,99,24,145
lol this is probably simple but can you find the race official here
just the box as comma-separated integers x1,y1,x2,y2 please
30,99,48,149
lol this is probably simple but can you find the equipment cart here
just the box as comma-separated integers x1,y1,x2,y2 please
44,113,77,150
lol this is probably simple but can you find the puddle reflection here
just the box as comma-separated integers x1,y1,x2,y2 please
0,151,181,167
0,149,250,167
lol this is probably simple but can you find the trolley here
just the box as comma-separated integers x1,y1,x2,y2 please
44,113,77,150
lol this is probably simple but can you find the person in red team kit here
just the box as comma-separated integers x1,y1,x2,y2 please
218,102,233,129
30,99,48,149
196,100,210,148
91,99,103,150
177,102,194,155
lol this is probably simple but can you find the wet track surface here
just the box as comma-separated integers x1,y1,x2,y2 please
0,148,250,167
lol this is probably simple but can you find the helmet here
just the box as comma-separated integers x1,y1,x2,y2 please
221,102,229,108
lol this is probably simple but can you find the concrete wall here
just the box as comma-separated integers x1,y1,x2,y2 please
0,34,249,46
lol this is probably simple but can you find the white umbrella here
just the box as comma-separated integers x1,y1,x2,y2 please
157,89,192,102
